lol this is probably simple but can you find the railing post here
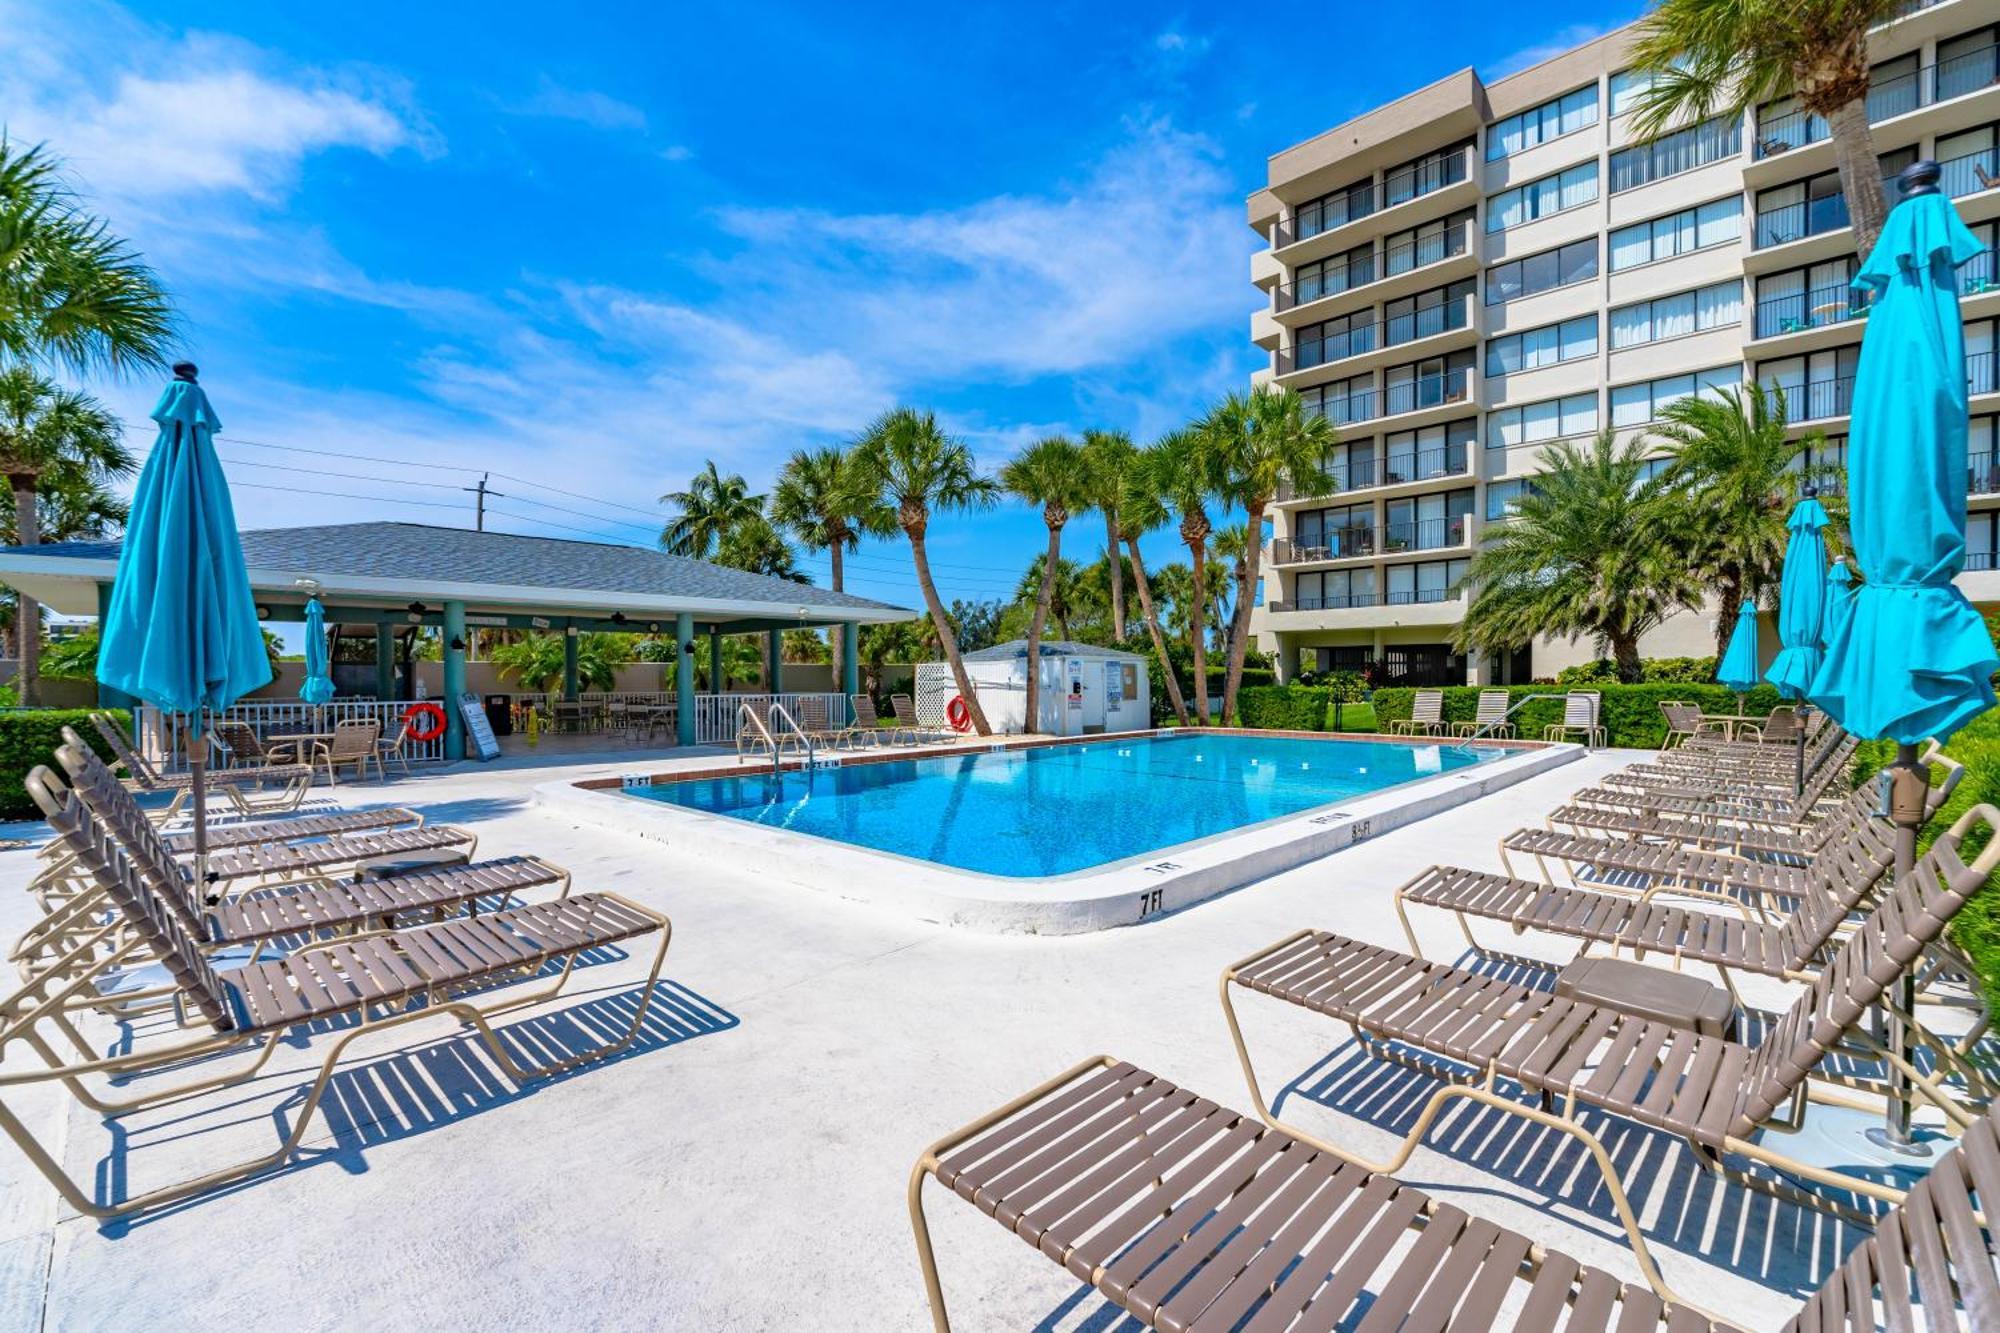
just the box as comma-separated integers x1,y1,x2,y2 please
840,623,858,721
767,627,784,694
675,613,696,748
442,600,467,761
562,626,580,703
374,623,395,702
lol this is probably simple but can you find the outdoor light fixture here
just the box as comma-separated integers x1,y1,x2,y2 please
646,621,660,634
448,635,467,652
610,612,628,625
681,640,697,655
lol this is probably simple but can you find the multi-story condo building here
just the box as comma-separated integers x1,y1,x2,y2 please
1247,1,2000,686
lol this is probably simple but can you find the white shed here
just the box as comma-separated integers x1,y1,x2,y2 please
917,640,1151,736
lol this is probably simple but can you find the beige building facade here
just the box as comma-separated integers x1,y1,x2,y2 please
1247,1,2000,685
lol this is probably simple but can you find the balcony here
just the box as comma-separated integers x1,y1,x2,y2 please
1277,298,1473,375
1385,588,1462,606
1379,446,1471,487
1271,594,1383,613
1753,281,1871,339
1753,193,1854,249
1272,223,1473,314
1381,366,1474,418
1274,254,1376,312
1940,146,2000,200
1777,352,1996,423
1972,450,2000,495
1969,551,1998,572
1383,222,1472,279
1381,516,1468,554
1272,526,1376,564
1755,42,2000,159
1271,149,1472,250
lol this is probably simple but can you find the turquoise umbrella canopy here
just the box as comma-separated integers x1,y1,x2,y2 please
1808,183,1997,743
1765,496,1831,699
1823,558,1856,645
98,369,272,713
1717,601,1761,692
300,596,334,704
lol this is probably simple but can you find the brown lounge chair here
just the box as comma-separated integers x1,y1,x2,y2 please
1619,723,1856,787
1217,808,2000,1301
1449,688,1511,737
1568,753,1849,826
892,693,954,743
1601,731,1858,799
1387,688,1444,736
53,739,570,949
909,1057,2000,1333
1543,783,1887,860
89,712,312,819
0,762,671,1219
832,693,884,749
1543,690,1605,746
308,717,383,785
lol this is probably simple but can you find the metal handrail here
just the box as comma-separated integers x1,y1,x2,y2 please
767,701,816,770
736,702,785,775
1453,692,1574,753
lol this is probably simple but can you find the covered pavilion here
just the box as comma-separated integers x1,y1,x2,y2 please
0,521,916,759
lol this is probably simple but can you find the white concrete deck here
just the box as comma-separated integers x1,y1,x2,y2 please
0,745,1870,1330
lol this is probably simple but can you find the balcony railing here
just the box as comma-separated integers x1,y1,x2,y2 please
1965,249,1999,296
1753,194,1851,248
1382,366,1474,417
1776,353,1996,422
1971,451,2000,496
1384,221,1472,278
1755,43,2000,158
1285,594,1382,611
1271,151,1469,248
1273,224,1475,312
1325,461,1377,491
1754,280,1871,338
1379,446,1470,485
1973,350,1997,397
1274,254,1376,312
1275,526,1376,564
1385,587,1461,606
1941,146,2000,200
1280,298,1472,374
1305,387,1379,426
1381,516,1468,553
1382,149,1470,209
1967,551,1997,572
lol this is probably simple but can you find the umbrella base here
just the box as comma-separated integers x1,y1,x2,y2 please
1768,1104,1948,1200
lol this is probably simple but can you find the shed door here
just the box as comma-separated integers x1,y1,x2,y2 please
1073,659,1106,732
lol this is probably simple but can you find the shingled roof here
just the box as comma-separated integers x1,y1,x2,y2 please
0,522,913,623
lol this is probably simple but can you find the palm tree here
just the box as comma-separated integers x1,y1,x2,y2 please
1651,381,1826,657
0,140,175,376
1013,556,1090,641
1114,469,1189,724
1080,429,1137,641
1000,435,1091,732
770,443,892,684
0,368,132,703
853,408,999,734
1457,430,1699,682
490,631,634,693
1137,428,1222,724
1207,389,1335,720
660,460,763,558
1627,0,1915,260
713,513,804,581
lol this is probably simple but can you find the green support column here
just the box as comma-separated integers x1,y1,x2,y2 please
766,627,784,694
562,626,580,702
675,613,696,747
708,628,723,691
840,623,858,721
443,600,467,760
374,624,396,701
94,581,135,711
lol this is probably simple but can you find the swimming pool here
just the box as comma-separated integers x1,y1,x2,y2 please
621,733,1501,877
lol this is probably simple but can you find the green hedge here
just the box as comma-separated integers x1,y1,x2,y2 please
1235,685,1330,731
1553,656,1720,686
0,709,125,820
1371,684,1783,749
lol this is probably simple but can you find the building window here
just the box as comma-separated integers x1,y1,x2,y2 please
1608,196,1741,270
1753,258,1864,338
1323,437,1377,490
1385,490,1474,552
1385,279,1475,346
1293,568,1378,611
1296,310,1376,370
1293,178,1375,241
1487,392,1598,449
1383,210,1474,276
1487,85,1599,160
1485,477,1540,520
1291,246,1374,304
1610,364,1742,426
1486,315,1597,377
1383,142,1471,207
1385,558,1472,604
1485,238,1597,305
1294,503,1375,559
1609,115,1741,193
1382,421,1474,483
1608,68,1656,118
1609,281,1742,348
1487,162,1599,232
1298,375,1375,426
1758,348,1860,422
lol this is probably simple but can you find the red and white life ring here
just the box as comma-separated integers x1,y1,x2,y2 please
945,695,973,733
403,701,448,742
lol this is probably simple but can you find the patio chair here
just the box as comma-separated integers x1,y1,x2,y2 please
1542,690,1604,746
892,694,952,743
1449,688,1510,738
792,697,845,748
211,719,307,771
5,761,670,1219
1657,700,1726,751
309,717,384,785
908,1056,2000,1331
376,715,419,777
1388,688,1444,735
90,713,312,819
832,694,883,749
47,741,569,952
1218,806,2000,1295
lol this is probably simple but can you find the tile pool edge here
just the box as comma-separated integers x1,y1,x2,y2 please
533,734,1585,935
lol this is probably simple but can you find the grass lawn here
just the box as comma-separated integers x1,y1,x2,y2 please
1326,701,1377,732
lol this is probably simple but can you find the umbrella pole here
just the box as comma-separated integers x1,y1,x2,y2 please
190,714,211,904
1872,742,1931,1155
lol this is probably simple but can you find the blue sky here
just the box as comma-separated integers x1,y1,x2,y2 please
8,0,1635,614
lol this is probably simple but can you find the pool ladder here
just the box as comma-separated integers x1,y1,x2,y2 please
1451,692,1570,754
737,700,815,776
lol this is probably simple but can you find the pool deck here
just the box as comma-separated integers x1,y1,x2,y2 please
0,742,1886,1330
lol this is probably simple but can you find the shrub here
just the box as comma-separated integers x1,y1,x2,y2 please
1235,685,1329,731
1295,668,1367,701
0,708,126,819
1553,656,1720,686
1371,683,1782,749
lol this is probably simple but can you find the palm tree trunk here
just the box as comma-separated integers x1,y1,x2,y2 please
828,543,844,687
1221,505,1266,722
1104,511,1125,641
12,477,38,707
1713,577,1743,661
1024,525,1061,733
1187,536,1210,726
1612,632,1644,685
1126,537,1188,724
1827,96,1888,261
905,524,991,735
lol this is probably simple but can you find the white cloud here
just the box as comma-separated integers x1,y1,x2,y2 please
659,144,696,162
515,77,648,132
1487,20,1626,79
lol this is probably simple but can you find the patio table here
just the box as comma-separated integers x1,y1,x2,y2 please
1698,712,1762,741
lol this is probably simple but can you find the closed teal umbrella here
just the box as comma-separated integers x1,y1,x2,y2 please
300,596,334,705
1765,495,1831,699
97,364,272,887
1716,601,1761,693
1822,558,1856,645
1806,162,1998,1158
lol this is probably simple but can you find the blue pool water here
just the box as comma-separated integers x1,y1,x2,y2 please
625,733,1498,877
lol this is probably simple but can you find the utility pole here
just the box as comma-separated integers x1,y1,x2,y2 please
463,473,504,530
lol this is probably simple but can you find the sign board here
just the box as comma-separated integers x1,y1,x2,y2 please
1067,659,1084,710
458,692,501,762
465,614,510,628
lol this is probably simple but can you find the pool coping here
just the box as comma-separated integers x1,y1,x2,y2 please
535,729,1583,935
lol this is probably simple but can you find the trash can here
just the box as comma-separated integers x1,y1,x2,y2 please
483,694,514,737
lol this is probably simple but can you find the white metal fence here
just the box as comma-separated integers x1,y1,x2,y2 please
688,692,848,745
134,699,448,772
